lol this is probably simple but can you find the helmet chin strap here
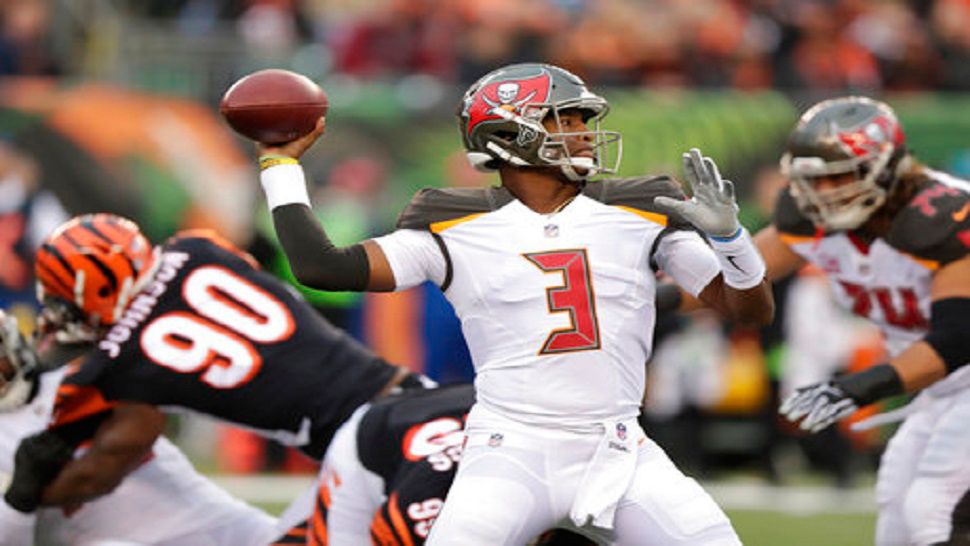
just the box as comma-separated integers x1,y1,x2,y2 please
560,157,598,182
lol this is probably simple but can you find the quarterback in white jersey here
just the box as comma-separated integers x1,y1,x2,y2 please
757,97,970,545
255,63,773,545
0,364,279,546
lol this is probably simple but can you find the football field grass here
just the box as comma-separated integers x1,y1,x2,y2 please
729,509,875,546
235,476,878,544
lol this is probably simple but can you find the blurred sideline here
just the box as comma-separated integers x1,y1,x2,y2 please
208,475,877,515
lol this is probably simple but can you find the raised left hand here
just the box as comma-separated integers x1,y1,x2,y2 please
780,381,859,433
654,148,740,238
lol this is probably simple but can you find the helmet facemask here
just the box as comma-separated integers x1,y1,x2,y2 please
783,143,894,231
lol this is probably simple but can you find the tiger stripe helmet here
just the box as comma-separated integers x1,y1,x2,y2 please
35,214,156,328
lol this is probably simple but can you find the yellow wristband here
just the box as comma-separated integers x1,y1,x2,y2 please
258,155,299,171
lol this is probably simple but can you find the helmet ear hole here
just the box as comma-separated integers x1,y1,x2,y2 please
98,286,111,298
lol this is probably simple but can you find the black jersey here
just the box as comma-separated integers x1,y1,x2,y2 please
356,384,474,545
54,232,398,459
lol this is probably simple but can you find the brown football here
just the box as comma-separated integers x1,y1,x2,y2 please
220,69,328,144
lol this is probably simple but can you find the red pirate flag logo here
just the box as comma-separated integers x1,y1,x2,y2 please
464,71,552,135
836,115,905,157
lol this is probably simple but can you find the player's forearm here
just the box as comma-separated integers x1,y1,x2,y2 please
271,203,370,290
703,227,773,325
888,342,947,393
40,454,130,506
258,158,371,290
721,280,775,326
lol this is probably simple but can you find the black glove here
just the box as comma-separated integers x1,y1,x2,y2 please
3,431,75,513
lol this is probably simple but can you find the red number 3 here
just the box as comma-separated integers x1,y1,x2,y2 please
524,249,601,355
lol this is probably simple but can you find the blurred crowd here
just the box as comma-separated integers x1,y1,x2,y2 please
3,0,970,91
48,0,970,92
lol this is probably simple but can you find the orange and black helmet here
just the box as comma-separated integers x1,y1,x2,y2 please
35,214,155,328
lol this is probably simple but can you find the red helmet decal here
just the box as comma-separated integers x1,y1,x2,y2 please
837,115,904,157
465,71,552,135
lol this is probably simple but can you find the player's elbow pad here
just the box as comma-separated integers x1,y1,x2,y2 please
272,204,370,291
923,298,970,374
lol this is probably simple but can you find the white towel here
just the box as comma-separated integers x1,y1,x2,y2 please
568,418,641,529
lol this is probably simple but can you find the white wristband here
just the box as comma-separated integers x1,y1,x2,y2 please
707,228,766,290
259,163,311,210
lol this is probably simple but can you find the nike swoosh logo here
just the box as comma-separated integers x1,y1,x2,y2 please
953,202,970,222
726,255,745,273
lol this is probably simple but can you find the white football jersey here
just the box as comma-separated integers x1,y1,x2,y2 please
775,169,970,396
375,178,720,430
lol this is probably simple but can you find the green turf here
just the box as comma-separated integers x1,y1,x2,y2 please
729,510,875,546
257,503,877,544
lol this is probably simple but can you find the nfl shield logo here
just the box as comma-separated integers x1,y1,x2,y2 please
616,423,627,441
488,433,504,447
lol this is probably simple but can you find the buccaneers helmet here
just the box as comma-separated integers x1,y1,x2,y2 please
34,214,156,337
780,96,907,231
458,63,621,181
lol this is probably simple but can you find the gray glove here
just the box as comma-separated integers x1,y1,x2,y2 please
654,148,740,238
779,381,859,433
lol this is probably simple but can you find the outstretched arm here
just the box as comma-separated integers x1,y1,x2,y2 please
655,149,775,326
782,255,970,432
255,118,397,291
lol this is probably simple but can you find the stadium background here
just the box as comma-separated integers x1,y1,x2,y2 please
2,1,970,544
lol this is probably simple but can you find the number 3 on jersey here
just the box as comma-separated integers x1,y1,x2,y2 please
141,266,295,388
524,249,601,355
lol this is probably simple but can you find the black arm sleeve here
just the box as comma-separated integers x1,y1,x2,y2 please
271,204,370,291
924,298,970,374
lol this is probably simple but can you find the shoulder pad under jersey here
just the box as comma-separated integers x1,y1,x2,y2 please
888,180,970,267
772,189,816,237
583,176,694,230
165,229,260,269
396,187,515,230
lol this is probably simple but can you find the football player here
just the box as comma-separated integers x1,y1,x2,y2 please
254,62,774,545
0,317,280,546
1,213,425,540
276,383,598,546
759,97,970,545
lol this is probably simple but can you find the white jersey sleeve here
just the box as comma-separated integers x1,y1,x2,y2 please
372,229,447,290
654,231,720,297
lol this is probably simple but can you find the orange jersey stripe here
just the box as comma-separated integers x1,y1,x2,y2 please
177,229,260,269
778,232,816,246
309,507,328,546
370,512,400,546
430,213,485,234
53,384,117,426
614,206,668,226
387,493,415,546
